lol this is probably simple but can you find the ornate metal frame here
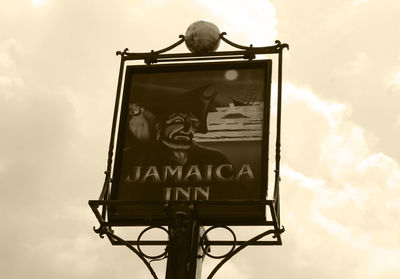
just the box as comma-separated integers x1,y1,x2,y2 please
89,32,288,278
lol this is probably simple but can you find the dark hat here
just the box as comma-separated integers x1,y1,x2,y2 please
154,84,217,133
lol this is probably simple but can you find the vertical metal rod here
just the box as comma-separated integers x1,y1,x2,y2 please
165,212,202,279
189,220,202,278
273,49,284,226
99,55,125,217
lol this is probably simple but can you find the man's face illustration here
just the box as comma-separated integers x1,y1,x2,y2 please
160,112,200,150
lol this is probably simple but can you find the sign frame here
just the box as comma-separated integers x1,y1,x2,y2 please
109,59,272,226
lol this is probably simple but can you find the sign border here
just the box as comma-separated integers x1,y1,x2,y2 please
109,59,272,226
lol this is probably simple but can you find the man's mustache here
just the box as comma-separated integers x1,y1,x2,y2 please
171,130,194,140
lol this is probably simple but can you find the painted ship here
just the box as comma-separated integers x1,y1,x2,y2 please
194,93,264,142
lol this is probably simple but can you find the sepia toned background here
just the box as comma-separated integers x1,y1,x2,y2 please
1,0,399,278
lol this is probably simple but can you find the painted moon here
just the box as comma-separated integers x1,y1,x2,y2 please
225,70,238,80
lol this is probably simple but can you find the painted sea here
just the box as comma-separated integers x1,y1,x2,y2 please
192,102,267,195
194,102,264,142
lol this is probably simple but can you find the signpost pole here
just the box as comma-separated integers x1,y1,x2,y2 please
165,209,204,279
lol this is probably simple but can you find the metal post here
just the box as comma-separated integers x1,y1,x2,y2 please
99,54,125,220
273,48,285,227
166,209,204,279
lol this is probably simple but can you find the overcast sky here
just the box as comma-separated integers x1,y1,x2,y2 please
1,0,400,278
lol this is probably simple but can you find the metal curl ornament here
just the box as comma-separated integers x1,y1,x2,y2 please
93,225,105,239
137,226,170,260
273,226,285,238
116,35,185,58
274,40,289,51
116,48,129,56
200,226,236,259
93,225,113,239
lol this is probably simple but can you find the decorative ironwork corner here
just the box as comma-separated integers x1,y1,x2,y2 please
273,226,285,239
114,33,288,65
93,225,113,239
116,48,129,56
205,226,285,279
274,40,289,51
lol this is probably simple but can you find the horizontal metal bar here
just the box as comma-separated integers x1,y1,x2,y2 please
89,199,274,206
122,49,278,62
114,240,169,246
155,55,252,63
208,240,282,246
111,240,281,246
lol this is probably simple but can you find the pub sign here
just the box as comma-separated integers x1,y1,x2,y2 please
110,60,272,225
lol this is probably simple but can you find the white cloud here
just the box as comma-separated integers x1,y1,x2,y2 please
365,247,400,277
282,164,324,191
357,152,400,189
337,51,372,77
131,0,168,16
0,39,24,95
353,0,369,6
387,71,400,91
283,82,349,127
321,121,368,177
274,82,353,177
266,80,400,277
196,0,277,47
30,0,50,8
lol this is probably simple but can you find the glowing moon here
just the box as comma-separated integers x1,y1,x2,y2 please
225,70,238,80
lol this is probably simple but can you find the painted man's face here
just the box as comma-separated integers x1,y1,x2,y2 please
160,112,200,150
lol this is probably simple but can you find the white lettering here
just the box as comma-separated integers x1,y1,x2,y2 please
164,186,211,201
235,164,255,180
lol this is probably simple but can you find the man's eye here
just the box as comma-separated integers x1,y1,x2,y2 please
172,119,183,124
129,106,141,116
191,119,200,127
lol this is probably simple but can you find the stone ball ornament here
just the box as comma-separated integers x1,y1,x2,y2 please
185,21,221,53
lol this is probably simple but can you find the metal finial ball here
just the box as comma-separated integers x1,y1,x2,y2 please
185,21,221,53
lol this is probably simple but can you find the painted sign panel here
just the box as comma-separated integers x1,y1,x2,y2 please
110,60,272,225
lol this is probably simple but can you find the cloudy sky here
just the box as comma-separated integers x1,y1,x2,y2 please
1,0,400,278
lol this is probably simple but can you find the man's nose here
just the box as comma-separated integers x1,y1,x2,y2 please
183,116,192,131
183,119,191,131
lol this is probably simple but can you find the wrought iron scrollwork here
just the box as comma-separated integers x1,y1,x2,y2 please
92,225,113,239
116,36,185,57
151,35,186,55
116,48,129,56
206,226,285,279
137,226,170,260
219,33,289,59
275,40,290,51
93,225,160,279
200,226,236,259
115,36,186,64
114,33,288,64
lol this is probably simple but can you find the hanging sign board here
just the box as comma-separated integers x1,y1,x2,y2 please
109,60,272,225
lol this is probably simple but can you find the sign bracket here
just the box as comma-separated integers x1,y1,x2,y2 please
90,200,284,279
90,31,288,278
